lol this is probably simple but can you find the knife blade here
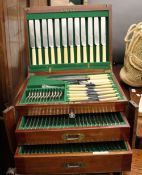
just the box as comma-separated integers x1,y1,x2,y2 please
101,17,106,62
68,18,74,63
48,19,55,64
35,20,43,65
42,19,49,64
81,17,87,63
29,20,37,65
55,19,61,64
75,18,81,63
94,17,100,62
88,17,94,63
61,18,68,64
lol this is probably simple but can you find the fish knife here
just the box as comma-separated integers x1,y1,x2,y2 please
81,17,87,63
61,18,68,64
42,19,49,64
75,18,81,63
48,19,55,64
55,19,61,64
29,20,36,65
35,20,43,65
101,17,106,62
68,18,74,63
94,17,100,62
88,17,94,63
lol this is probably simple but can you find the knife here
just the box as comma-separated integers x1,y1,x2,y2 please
81,17,87,63
94,17,100,62
61,18,68,64
55,19,61,64
48,19,55,64
68,18,74,63
101,17,106,62
35,20,43,65
75,18,81,63
88,17,94,63
29,20,36,65
42,19,49,64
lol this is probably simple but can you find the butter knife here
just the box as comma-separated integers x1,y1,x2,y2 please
88,17,94,63
35,20,43,65
55,19,61,64
94,17,100,62
29,20,36,65
81,17,87,63
61,18,68,64
42,19,49,64
48,19,55,64
75,18,81,63
101,17,106,62
68,18,74,63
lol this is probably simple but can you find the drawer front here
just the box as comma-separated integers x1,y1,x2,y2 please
15,142,132,174
16,112,130,145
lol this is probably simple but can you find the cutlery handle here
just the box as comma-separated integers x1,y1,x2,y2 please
77,46,81,63
96,45,100,62
70,46,74,63
57,47,62,64
32,48,37,65
90,46,94,63
64,47,68,64
99,96,119,101
44,48,49,64
83,46,87,63
38,48,43,65
102,45,106,62
51,47,55,64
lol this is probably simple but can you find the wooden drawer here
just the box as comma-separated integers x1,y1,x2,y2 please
16,112,130,145
15,141,132,174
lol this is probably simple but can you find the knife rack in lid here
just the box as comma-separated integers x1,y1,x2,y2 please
25,5,111,73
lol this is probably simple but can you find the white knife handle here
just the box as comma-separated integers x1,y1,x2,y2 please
38,48,42,65
32,48,37,65
51,47,55,64
90,46,94,63
83,46,87,63
102,45,106,62
70,46,74,63
64,47,68,64
96,45,100,62
57,47,62,64
44,48,49,64
77,46,81,63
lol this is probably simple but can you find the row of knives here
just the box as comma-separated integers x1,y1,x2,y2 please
29,17,107,65
19,141,126,154
20,113,124,130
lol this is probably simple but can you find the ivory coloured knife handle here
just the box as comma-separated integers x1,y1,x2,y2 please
38,48,42,65
70,46,74,63
96,45,100,62
32,48,37,65
102,45,106,62
77,46,81,63
57,47,62,64
64,47,68,64
51,47,55,64
99,96,119,101
83,46,87,63
44,48,49,64
90,46,94,63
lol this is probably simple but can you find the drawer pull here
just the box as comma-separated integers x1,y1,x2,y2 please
62,133,84,141
64,162,84,168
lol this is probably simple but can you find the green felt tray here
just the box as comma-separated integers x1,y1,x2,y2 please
19,141,128,154
19,112,125,130
26,7,111,72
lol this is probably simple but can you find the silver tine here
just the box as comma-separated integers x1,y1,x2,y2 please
26,91,31,102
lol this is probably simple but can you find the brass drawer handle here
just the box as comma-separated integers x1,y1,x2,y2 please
64,162,84,169
62,133,85,141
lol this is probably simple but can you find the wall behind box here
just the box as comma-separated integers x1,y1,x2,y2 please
88,0,142,64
